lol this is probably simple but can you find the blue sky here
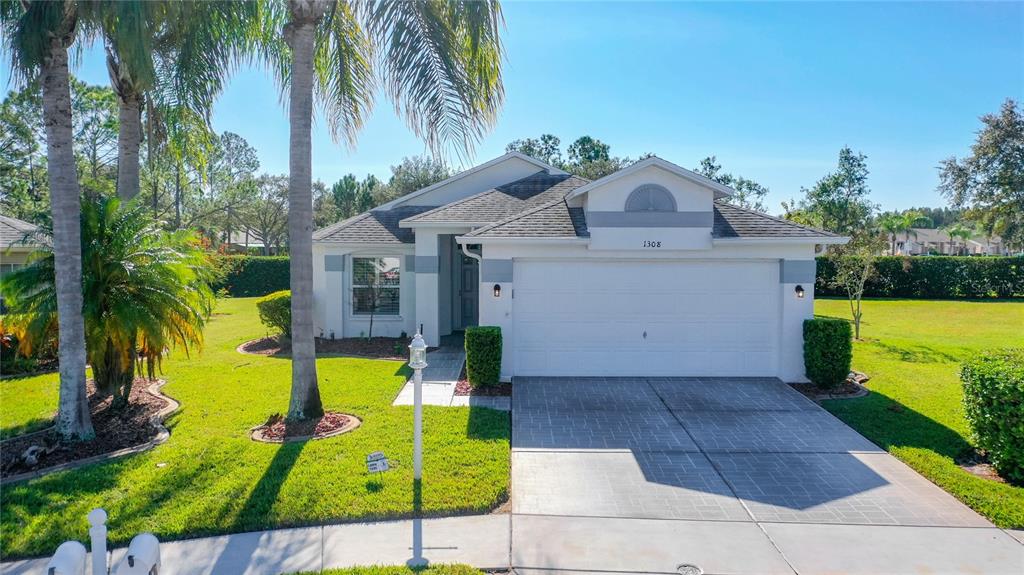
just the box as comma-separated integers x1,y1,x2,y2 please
3,2,1021,214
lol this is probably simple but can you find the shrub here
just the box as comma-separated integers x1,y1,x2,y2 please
465,326,502,388
816,256,1024,299
212,256,290,297
803,318,853,389
257,290,292,337
961,349,1024,484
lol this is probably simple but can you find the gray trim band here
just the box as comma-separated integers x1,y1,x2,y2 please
481,259,513,283
405,254,415,273
780,259,816,283
414,255,438,274
587,211,713,228
324,255,345,272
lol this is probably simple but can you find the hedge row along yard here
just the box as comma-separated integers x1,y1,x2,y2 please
212,255,1024,299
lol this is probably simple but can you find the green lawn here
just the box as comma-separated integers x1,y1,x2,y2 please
0,298,510,559
815,298,1024,528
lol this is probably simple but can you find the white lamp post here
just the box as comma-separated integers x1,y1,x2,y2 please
409,333,428,480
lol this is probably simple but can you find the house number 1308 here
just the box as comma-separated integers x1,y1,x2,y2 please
642,240,662,248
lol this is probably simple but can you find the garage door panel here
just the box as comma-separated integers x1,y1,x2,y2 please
512,260,779,377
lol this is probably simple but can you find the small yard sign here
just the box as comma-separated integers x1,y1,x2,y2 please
366,451,390,474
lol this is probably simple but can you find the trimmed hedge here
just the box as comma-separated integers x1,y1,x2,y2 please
816,256,1024,299
465,326,501,388
803,318,852,389
212,256,290,297
256,290,291,337
961,349,1024,485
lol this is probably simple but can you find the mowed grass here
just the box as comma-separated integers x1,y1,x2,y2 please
0,298,510,559
815,298,1024,528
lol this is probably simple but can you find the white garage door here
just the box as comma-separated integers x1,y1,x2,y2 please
512,259,780,376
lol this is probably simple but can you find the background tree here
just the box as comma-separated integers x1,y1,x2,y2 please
384,155,451,198
877,210,931,255
2,0,94,440
693,155,770,211
938,99,1023,250
785,147,876,235
505,133,561,165
329,174,359,219
1,198,215,408
944,223,973,256
240,174,289,255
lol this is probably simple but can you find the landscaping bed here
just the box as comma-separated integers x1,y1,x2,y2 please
1,379,172,480
250,411,361,443
454,366,511,397
238,335,418,360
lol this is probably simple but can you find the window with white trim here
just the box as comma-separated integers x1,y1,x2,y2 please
352,256,401,315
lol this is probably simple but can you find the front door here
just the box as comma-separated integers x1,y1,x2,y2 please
459,253,479,328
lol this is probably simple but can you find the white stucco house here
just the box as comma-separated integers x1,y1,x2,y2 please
313,153,846,382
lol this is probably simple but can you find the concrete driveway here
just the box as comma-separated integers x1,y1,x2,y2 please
511,377,1023,575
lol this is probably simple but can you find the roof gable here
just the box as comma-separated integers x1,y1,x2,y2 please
565,156,734,201
375,152,567,211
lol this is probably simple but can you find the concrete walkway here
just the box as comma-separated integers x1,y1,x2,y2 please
511,377,1024,575
392,347,510,411
1,515,509,575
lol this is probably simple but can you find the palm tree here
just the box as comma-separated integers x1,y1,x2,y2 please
1,0,93,439
1,197,216,409
259,0,504,420
945,224,973,256
86,1,255,203
878,210,931,255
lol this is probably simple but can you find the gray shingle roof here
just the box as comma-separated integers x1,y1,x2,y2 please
313,205,437,244
400,172,589,224
0,214,46,249
464,199,587,238
467,200,837,240
712,202,839,238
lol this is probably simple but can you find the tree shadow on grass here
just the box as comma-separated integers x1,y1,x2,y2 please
232,440,306,530
868,341,962,364
823,390,972,460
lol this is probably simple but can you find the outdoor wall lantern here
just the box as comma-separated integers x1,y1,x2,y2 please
493,283,501,298
795,285,805,299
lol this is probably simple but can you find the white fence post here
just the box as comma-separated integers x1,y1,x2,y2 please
87,508,108,575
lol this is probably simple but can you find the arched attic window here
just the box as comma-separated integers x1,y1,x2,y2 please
625,184,677,212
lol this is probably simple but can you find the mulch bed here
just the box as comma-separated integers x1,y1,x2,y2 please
956,450,1009,484
250,411,361,443
790,371,870,401
238,336,428,360
454,366,512,397
1,378,168,479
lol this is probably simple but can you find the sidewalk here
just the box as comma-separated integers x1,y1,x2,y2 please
1,514,510,575
392,347,509,411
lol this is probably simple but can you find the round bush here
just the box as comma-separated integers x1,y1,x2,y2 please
803,318,852,389
256,290,292,337
961,349,1024,484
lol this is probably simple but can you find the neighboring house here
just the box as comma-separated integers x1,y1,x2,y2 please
313,153,845,382
222,230,269,255
895,228,1010,256
0,214,46,277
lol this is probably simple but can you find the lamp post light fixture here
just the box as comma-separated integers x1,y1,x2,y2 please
795,285,805,299
409,333,428,480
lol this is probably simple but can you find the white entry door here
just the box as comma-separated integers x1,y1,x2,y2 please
512,259,780,377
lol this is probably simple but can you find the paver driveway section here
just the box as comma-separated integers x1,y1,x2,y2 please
511,377,1023,575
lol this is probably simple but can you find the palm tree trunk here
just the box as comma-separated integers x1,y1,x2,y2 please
41,34,94,441
116,91,143,201
285,3,325,420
